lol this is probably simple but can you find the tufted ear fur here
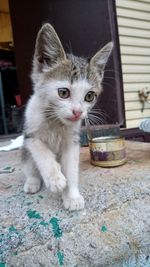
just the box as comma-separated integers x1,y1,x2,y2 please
90,42,113,74
33,23,66,73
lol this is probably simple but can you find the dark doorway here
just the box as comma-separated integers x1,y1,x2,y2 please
9,0,125,127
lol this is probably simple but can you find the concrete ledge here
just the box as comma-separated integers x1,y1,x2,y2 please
0,141,150,266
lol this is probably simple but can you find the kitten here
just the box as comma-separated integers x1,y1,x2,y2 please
22,23,113,211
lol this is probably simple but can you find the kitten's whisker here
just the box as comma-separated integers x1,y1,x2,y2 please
44,109,61,123
88,118,95,127
88,114,106,125
88,115,102,123
89,113,107,123
101,81,115,91
89,113,106,122
86,117,95,126
85,118,90,126
90,110,109,118
89,117,103,126
89,108,106,113
104,69,120,75
103,76,117,81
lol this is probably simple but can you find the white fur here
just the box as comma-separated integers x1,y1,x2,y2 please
23,79,91,210
24,76,98,210
23,24,112,211
61,142,85,210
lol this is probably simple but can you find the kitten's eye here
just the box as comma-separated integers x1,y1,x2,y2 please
85,91,96,102
58,88,70,99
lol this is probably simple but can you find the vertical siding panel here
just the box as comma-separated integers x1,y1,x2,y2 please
116,0,150,128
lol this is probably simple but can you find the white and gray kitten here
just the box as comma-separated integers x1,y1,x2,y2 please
22,23,113,211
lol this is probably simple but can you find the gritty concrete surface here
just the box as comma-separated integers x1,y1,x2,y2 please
0,140,150,267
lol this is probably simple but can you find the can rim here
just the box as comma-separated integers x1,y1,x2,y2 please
91,136,124,143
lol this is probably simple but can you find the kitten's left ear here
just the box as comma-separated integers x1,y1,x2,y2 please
34,23,66,72
90,42,113,73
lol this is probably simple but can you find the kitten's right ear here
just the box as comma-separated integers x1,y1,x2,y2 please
90,42,113,73
34,23,66,72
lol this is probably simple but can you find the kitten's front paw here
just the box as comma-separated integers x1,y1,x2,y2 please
24,177,41,194
62,192,85,211
45,172,67,193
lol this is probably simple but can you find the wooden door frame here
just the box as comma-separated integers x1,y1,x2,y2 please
108,0,126,127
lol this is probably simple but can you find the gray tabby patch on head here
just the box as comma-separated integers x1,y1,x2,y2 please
32,23,113,92
67,54,88,82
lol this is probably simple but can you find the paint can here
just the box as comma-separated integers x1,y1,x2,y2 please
89,136,126,167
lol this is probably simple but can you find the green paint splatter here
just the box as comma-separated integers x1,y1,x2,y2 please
38,195,44,199
101,225,107,232
26,202,32,206
27,210,42,219
9,226,17,233
57,251,64,266
0,263,6,267
4,166,12,170
39,221,49,227
0,233,4,243
50,217,62,238
29,222,38,230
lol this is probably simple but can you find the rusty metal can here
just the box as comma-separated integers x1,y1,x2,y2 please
89,136,126,167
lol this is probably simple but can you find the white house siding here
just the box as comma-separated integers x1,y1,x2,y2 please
116,0,150,128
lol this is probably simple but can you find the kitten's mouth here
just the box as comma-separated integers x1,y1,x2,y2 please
66,116,81,122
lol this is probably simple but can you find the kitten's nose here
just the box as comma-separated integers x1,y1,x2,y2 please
72,110,83,118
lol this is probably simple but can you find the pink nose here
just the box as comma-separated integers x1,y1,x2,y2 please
72,110,82,118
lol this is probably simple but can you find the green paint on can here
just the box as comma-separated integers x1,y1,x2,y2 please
101,225,107,232
50,217,62,238
0,263,6,267
27,210,42,219
57,251,64,266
